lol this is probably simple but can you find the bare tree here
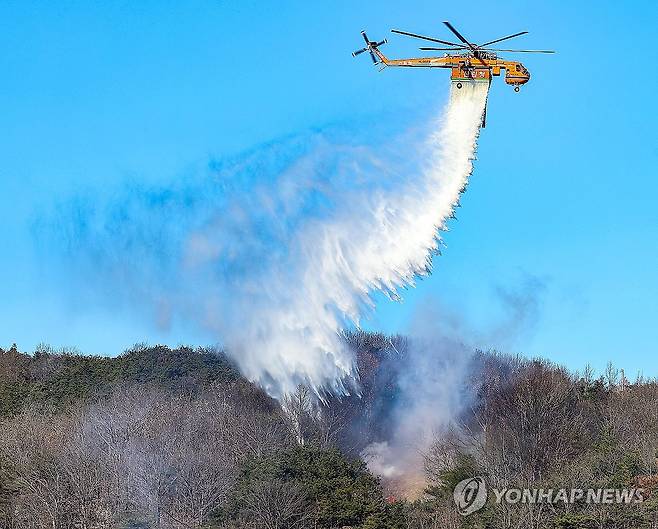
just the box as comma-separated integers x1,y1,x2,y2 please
0,379,297,528
282,385,315,446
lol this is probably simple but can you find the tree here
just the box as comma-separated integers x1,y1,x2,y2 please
228,447,399,529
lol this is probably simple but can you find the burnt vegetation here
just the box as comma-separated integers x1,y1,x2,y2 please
0,335,657,528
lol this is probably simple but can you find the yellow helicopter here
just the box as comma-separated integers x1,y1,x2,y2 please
353,21,554,126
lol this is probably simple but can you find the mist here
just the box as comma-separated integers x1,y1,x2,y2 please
38,83,489,399
361,320,472,498
356,276,547,498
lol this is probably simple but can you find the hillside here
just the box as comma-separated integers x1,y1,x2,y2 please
0,343,243,416
1,337,657,528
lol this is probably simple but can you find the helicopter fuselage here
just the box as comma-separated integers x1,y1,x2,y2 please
373,49,530,89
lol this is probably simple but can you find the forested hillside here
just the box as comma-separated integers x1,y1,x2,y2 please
1,337,657,528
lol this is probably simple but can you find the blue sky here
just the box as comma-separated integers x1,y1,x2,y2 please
1,1,657,377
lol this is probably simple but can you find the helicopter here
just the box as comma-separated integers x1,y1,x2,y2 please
352,21,554,126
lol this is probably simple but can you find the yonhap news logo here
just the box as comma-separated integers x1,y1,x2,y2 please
453,477,645,516
453,477,488,515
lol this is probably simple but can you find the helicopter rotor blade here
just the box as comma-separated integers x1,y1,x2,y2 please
442,21,490,66
442,21,476,50
419,46,468,51
480,31,528,47
480,48,555,53
391,29,462,47
353,31,386,61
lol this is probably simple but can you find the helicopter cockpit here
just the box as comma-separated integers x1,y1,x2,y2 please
514,63,530,75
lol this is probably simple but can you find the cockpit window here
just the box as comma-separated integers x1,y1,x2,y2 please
515,64,521,72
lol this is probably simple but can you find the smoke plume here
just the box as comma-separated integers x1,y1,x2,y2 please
366,340,472,496
41,82,489,398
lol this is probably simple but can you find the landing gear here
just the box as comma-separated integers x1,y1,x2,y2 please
456,82,463,89
514,86,520,92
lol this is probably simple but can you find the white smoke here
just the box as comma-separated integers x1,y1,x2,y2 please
45,82,489,398
361,304,475,498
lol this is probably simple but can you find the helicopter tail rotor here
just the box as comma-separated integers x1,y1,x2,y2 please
352,31,387,64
